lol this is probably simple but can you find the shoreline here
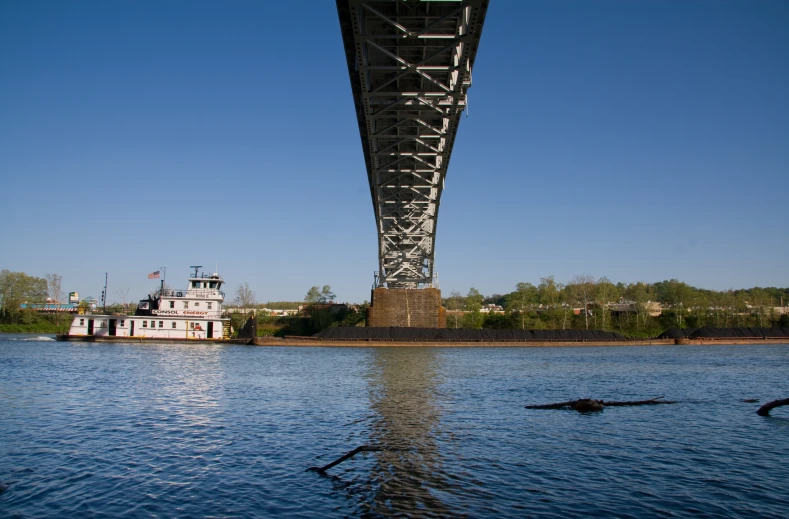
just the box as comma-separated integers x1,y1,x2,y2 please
42,334,789,347
252,337,789,348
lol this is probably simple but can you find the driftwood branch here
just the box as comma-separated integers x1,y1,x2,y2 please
756,398,789,416
603,397,677,407
307,445,381,474
525,396,677,413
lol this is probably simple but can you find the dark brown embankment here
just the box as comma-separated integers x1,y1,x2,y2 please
251,337,677,347
250,326,789,347
251,337,789,347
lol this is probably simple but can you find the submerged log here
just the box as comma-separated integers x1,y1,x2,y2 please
756,398,789,416
603,397,677,407
307,445,381,474
525,396,676,412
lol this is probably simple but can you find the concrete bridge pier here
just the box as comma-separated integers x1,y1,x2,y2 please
367,288,446,328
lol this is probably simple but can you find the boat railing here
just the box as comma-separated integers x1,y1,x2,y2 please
190,273,223,280
158,288,225,299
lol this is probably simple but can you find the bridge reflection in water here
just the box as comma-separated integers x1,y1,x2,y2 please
325,349,464,518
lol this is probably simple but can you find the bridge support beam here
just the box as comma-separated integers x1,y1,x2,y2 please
337,0,488,289
367,288,446,328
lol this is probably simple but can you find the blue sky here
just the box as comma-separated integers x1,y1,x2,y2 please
1,0,787,304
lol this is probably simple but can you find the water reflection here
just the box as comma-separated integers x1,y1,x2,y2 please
353,348,461,518
145,344,225,427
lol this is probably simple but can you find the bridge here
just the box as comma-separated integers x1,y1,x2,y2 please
337,0,489,291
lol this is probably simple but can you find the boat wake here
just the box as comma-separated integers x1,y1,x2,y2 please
20,336,56,342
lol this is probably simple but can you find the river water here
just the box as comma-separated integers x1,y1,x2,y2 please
1,334,788,518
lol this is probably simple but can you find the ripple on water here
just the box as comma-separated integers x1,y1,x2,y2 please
1,340,788,517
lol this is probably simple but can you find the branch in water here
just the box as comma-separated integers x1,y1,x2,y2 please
525,396,677,412
307,445,381,473
756,398,789,417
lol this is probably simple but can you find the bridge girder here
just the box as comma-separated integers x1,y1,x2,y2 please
338,0,488,289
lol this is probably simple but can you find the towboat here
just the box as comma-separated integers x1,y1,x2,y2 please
57,267,234,342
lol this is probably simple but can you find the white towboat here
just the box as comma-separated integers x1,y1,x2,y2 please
57,267,234,342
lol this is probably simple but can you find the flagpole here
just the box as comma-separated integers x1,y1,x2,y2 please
160,267,166,296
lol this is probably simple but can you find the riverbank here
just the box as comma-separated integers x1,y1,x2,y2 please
38,333,789,348
0,323,64,334
251,337,789,347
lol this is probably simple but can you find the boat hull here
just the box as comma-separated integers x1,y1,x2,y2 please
56,334,250,345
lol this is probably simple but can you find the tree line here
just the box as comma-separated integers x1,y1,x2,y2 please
444,276,789,337
0,270,66,331
229,283,365,337
5,269,787,337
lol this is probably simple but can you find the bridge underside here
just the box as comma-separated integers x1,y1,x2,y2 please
338,0,488,289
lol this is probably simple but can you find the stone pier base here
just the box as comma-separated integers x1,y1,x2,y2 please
367,287,446,328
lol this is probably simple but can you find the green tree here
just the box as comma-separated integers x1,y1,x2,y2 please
712,291,725,327
594,276,618,331
558,283,573,329
462,288,484,329
538,276,561,328
445,290,464,328
303,285,337,332
483,312,517,329
465,287,483,312
685,289,709,328
624,282,655,332
305,285,336,304
732,291,749,327
508,282,538,329
305,286,321,303
749,288,771,327
569,275,596,330
0,270,48,322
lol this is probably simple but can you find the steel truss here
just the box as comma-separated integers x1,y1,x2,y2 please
338,0,488,289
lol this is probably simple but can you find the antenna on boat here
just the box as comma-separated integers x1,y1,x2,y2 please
102,272,108,313
190,265,202,278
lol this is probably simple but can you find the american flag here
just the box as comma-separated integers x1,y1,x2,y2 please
148,271,160,279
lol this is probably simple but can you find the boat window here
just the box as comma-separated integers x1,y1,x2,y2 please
195,302,200,307
143,321,148,328
207,303,212,309
159,321,164,328
121,320,125,326
171,322,176,328
183,302,188,309
80,318,84,326
209,282,216,288
169,301,175,309
190,322,195,330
